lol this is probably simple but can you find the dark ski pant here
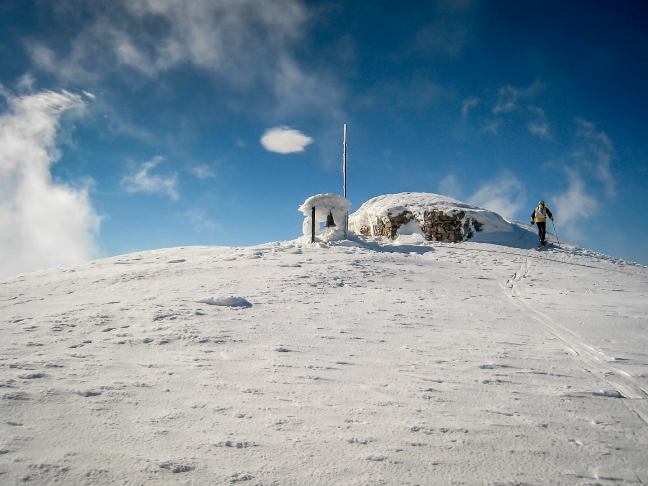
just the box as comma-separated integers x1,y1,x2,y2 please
536,221,547,244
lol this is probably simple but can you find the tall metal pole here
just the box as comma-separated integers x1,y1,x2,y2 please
343,123,347,199
342,123,348,237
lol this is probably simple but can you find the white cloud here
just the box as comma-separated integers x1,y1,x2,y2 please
461,97,479,118
0,89,100,278
190,164,215,179
468,173,526,219
552,168,598,241
260,126,313,154
121,156,179,200
574,118,615,197
438,174,462,198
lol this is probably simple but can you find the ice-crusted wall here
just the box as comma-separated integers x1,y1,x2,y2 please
354,209,483,241
349,192,506,242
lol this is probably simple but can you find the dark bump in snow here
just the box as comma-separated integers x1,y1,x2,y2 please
366,455,386,461
197,297,252,308
168,259,186,264
18,373,45,379
214,440,256,449
2,392,30,401
159,461,194,473
275,347,291,353
230,472,255,482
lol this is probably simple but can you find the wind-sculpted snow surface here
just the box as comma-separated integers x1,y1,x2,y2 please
1,239,647,484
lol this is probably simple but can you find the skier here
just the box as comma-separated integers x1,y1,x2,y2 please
530,200,554,247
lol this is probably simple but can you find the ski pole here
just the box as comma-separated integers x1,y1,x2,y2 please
550,219,560,246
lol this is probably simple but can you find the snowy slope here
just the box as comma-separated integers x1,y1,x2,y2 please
1,236,648,485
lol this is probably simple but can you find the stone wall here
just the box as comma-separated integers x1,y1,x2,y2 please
355,209,484,242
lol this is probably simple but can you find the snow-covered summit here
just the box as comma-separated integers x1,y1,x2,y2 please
349,192,513,242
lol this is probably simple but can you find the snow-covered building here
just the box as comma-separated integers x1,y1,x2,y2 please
299,193,351,242
348,192,511,242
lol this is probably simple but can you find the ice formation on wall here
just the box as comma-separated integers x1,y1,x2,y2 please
349,192,512,242
299,193,351,242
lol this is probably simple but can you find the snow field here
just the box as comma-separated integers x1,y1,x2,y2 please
1,239,647,485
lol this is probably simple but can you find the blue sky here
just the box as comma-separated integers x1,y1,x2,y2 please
1,0,647,275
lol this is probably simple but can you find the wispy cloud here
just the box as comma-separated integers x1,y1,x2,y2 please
25,1,343,118
574,118,615,197
468,173,526,219
552,168,598,241
481,119,502,135
527,105,551,139
121,156,179,200
271,55,345,119
492,81,543,114
438,174,462,198
28,1,304,81
260,126,313,154
184,208,219,233
461,97,479,118
16,73,37,93
0,89,99,277
190,164,215,179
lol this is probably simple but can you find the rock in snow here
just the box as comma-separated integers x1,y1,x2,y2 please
1,198,647,484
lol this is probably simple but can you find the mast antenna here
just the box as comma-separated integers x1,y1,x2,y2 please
343,123,348,237
343,123,347,199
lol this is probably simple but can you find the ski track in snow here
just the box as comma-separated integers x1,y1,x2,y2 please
0,240,647,485
503,257,648,426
